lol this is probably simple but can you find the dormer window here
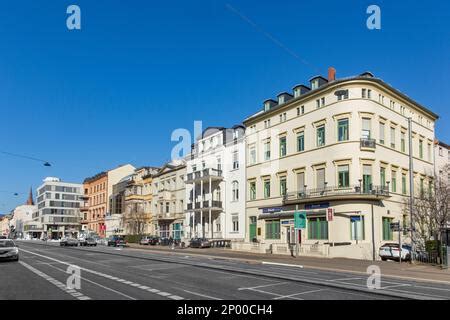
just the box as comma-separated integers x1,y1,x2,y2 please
311,79,319,90
278,96,285,104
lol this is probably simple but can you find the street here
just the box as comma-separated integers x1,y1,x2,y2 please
1,241,450,300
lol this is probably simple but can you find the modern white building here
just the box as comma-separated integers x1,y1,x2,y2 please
25,177,83,239
184,125,246,241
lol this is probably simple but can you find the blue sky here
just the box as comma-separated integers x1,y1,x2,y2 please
0,0,449,212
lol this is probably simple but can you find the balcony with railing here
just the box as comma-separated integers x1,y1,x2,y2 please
283,184,390,205
186,200,223,211
185,168,223,183
360,138,376,150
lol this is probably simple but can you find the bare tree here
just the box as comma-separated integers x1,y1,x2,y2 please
404,165,450,258
122,201,150,235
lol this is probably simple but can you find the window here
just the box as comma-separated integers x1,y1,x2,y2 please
362,118,371,139
316,99,320,108
232,216,239,232
316,168,325,189
280,177,287,196
380,167,386,186
391,171,397,192
232,151,239,169
337,90,348,101
419,140,423,159
390,127,396,149
402,173,407,195
249,145,256,165
338,119,349,141
368,89,372,99
427,143,432,161
379,122,385,144
296,172,305,192
265,220,280,239
382,217,393,241
439,147,443,156
419,178,424,197
232,181,239,201
263,179,271,198
321,97,325,106
264,141,271,160
249,181,256,200
363,165,372,193
300,105,304,114
296,107,300,116
401,132,406,152
279,113,286,123
279,136,287,157
362,88,366,98
296,131,305,152
308,217,328,240
351,216,365,240
317,125,325,147
338,165,349,188
165,202,170,213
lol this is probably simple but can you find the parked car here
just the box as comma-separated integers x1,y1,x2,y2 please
107,236,127,247
0,236,7,239
0,239,19,261
189,237,211,248
80,237,97,246
379,243,411,261
60,237,79,247
140,236,158,245
96,238,108,246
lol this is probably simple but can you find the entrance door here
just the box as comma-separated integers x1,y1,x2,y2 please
249,217,257,242
285,226,295,244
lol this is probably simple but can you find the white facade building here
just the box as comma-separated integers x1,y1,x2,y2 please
184,125,246,241
27,177,83,239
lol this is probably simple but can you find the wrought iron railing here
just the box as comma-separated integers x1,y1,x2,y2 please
360,138,376,149
283,184,389,202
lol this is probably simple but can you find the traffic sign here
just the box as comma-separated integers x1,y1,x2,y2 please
390,222,400,231
326,208,334,221
294,211,306,229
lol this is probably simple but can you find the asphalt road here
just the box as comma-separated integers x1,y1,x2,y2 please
1,240,449,300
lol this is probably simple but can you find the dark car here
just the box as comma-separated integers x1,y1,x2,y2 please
189,237,211,248
107,236,127,247
0,236,7,239
60,237,79,246
149,236,160,245
0,240,19,261
80,237,97,246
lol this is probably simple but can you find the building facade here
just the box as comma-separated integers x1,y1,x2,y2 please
434,140,450,183
184,125,246,241
123,166,159,236
151,161,186,240
241,69,438,260
26,177,83,239
82,164,135,238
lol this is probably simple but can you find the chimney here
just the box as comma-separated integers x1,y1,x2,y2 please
328,67,336,81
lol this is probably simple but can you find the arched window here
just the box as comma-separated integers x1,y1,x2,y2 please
232,181,239,201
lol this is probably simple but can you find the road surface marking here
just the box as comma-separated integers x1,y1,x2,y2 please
33,258,138,300
19,261,91,300
182,289,223,300
20,248,184,300
238,282,288,291
273,289,326,300
261,261,304,268
327,277,363,282
241,287,303,300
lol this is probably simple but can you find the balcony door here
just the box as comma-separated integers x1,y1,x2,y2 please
363,165,372,193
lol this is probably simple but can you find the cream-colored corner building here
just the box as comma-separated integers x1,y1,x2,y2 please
241,69,438,260
151,160,186,240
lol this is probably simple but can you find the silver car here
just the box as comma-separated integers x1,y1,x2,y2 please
0,240,19,261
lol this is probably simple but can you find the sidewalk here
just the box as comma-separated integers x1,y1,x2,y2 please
128,243,450,284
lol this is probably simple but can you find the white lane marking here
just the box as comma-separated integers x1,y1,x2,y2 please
382,284,411,290
238,282,288,291
242,287,303,300
261,261,304,268
327,277,364,282
182,289,223,300
41,261,137,300
414,285,450,292
20,248,184,300
19,261,91,300
273,289,326,300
